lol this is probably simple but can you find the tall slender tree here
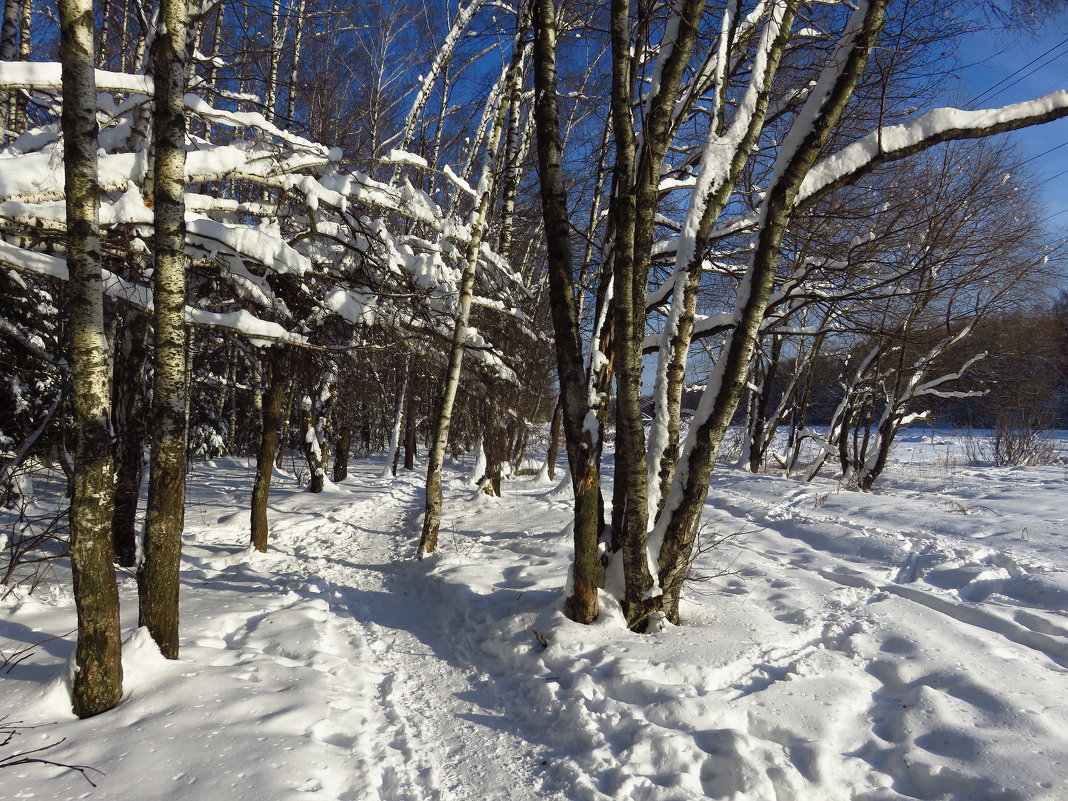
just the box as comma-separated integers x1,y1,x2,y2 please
530,0,602,622
139,0,192,659
60,0,123,717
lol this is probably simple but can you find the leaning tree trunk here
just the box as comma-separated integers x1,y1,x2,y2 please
655,0,888,624
250,347,287,552
60,0,123,718
139,0,192,660
417,11,527,557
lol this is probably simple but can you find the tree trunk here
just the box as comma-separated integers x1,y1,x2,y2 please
608,0,708,628
382,358,409,478
283,0,307,125
302,394,327,493
275,380,294,469
1,0,19,142
404,405,416,470
250,347,287,552
332,424,352,482
545,397,563,481
417,14,526,557
60,0,123,717
264,0,282,123
655,0,888,623
139,0,192,660
531,0,602,622
111,308,149,568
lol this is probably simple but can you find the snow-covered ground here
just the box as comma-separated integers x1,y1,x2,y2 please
2,431,1068,801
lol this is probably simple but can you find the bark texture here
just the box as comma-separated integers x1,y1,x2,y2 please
111,308,149,567
60,0,123,718
656,0,889,623
251,348,288,552
417,9,528,557
531,0,602,622
139,0,192,660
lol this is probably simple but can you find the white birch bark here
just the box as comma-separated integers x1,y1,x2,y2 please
417,12,526,557
60,0,123,718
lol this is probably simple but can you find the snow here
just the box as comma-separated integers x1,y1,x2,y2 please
383,149,429,169
185,309,305,347
800,90,1068,202
0,62,153,94
441,164,476,198
4,433,1068,801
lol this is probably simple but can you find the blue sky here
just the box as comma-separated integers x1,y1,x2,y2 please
954,12,1068,228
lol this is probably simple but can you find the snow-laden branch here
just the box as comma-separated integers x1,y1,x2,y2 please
800,91,1068,200
0,61,152,93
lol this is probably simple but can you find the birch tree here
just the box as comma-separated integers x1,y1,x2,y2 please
138,0,192,660
531,0,602,622
417,5,531,557
531,0,1068,627
59,0,122,717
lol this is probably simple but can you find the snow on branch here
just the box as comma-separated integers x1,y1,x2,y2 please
800,91,1068,201
0,61,152,94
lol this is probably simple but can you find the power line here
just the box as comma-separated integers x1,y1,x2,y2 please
1038,164,1068,186
968,34,1068,108
1042,205,1068,225
1019,139,1068,168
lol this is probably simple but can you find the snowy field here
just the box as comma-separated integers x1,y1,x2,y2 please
2,430,1068,801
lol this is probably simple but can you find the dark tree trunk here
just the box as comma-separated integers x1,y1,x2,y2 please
250,348,287,552
139,0,192,660
532,0,602,622
545,397,563,481
275,381,294,469
111,309,149,568
404,406,416,470
332,425,352,482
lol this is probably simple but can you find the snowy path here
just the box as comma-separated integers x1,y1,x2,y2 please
223,463,562,801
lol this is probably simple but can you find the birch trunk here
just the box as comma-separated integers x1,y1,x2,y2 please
531,0,602,622
11,0,27,131
139,0,192,660
60,0,123,717
417,13,527,557
264,0,282,123
1,0,19,140
251,347,287,552
608,0,707,628
382,358,410,478
655,0,888,623
283,0,307,125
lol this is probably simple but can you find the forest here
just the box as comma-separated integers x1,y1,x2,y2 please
2,0,1068,799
